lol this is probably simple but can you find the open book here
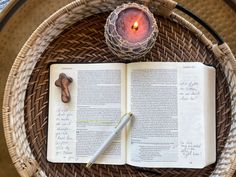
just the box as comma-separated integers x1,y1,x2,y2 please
47,62,216,168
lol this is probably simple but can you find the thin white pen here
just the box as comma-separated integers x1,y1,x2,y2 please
86,112,133,168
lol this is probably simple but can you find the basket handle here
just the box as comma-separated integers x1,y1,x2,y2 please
175,3,224,45
138,0,224,44
0,0,26,30
146,0,224,45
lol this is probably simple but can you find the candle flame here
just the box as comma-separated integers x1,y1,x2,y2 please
131,21,139,31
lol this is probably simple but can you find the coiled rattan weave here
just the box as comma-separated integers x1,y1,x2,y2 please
2,0,236,177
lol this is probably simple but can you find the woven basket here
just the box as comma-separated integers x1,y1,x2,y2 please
2,0,236,177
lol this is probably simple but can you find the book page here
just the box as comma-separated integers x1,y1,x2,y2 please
47,63,126,164
177,63,205,168
126,62,214,168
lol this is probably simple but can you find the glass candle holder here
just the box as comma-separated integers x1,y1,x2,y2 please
104,3,158,60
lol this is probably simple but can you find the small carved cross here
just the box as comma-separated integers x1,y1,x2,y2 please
55,73,73,103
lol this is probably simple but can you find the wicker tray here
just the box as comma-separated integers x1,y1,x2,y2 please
3,0,236,177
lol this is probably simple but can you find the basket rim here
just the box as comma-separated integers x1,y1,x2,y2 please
2,0,236,177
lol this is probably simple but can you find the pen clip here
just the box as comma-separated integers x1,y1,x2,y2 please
115,113,132,128
86,162,93,168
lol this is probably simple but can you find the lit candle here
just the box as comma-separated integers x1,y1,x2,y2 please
116,7,152,43
104,3,158,59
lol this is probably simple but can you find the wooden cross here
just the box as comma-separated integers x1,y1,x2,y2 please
55,73,73,103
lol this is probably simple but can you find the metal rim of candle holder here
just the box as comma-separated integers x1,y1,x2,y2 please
104,2,158,60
